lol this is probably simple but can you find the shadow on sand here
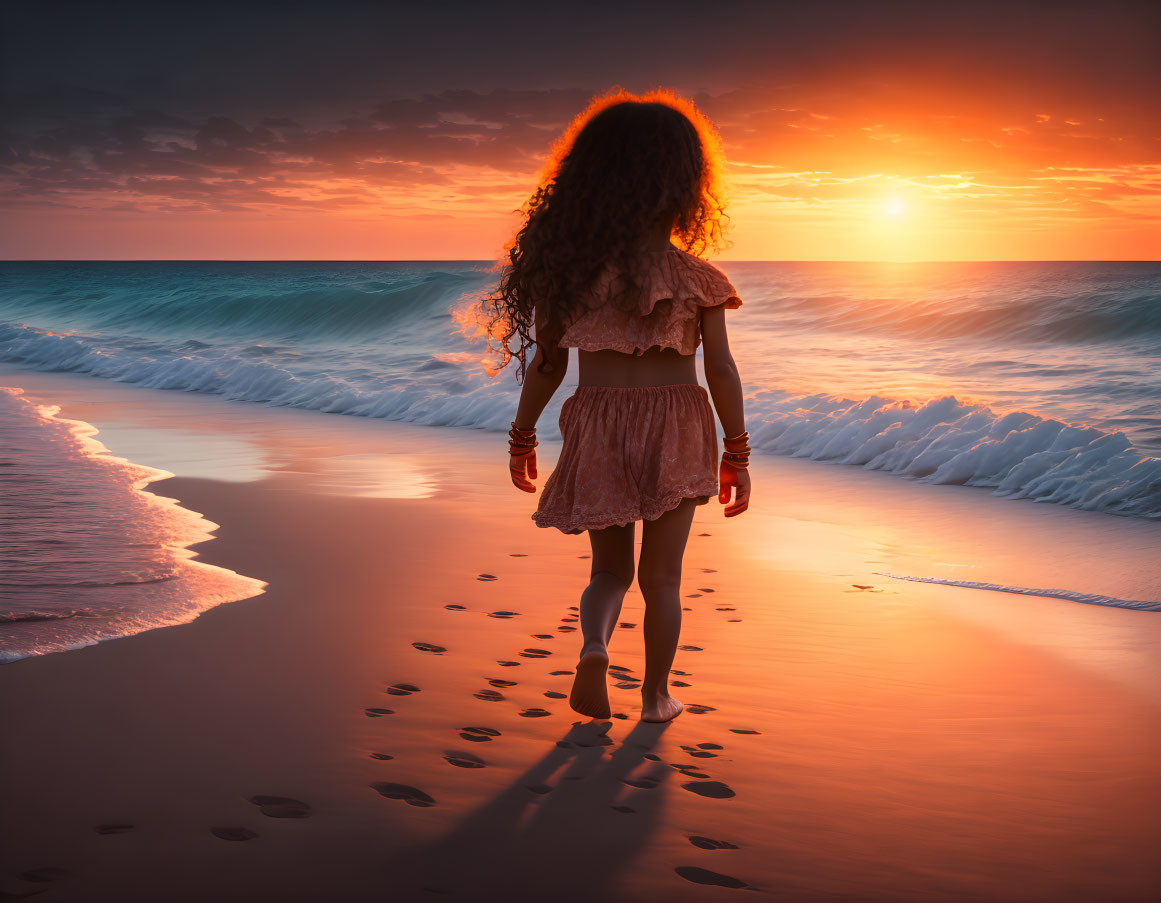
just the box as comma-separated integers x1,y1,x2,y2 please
390,719,674,902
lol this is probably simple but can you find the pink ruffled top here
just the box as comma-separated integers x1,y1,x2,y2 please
557,248,741,356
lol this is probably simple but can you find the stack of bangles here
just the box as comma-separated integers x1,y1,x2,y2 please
721,429,751,469
508,421,538,457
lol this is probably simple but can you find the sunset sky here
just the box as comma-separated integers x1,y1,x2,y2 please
2,0,1158,261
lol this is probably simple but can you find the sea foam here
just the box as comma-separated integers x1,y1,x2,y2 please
1,261,1159,521
0,387,266,662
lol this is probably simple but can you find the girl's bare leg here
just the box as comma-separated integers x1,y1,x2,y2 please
637,497,698,722
569,521,635,719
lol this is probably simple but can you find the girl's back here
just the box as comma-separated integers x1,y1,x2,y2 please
488,90,751,723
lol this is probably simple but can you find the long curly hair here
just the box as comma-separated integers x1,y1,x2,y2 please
479,87,729,382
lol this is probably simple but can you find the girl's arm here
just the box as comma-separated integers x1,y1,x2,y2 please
700,305,750,516
700,305,745,436
509,305,568,493
513,341,569,431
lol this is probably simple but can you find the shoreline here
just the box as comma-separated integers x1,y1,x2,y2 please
1,371,1160,901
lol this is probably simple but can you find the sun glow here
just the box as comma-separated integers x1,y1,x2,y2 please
884,197,906,217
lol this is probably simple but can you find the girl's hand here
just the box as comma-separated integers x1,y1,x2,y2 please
510,448,537,493
718,461,750,516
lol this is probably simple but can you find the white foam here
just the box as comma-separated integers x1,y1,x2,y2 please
875,571,1161,612
2,322,1158,520
0,387,266,662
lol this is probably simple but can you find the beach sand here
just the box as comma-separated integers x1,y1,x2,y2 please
1,370,1160,902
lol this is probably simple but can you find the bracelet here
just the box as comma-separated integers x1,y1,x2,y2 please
722,437,751,469
508,421,538,448
723,431,750,453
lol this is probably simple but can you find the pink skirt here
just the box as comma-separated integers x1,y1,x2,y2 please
532,384,720,534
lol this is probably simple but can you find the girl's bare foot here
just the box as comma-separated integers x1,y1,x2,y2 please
569,643,611,719
640,691,683,723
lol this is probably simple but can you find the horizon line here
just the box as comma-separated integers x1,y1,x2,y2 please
2,258,1158,264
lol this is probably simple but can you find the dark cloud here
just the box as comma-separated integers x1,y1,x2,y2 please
1,0,1157,217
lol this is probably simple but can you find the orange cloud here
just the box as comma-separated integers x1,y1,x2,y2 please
2,83,1158,260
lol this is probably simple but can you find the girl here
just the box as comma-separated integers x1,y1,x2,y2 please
484,89,750,724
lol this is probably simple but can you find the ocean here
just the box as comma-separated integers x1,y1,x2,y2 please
1,259,1158,510
2,260,1159,660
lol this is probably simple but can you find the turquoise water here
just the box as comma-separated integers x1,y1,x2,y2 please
1,260,1158,518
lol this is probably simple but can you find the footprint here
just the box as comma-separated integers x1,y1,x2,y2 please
728,619,742,623
385,683,420,696
364,707,395,717
608,665,632,673
544,691,566,699
474,689,505,702
94,823,134,835
557,625,576,632
444,604,466,611
690,751,717,759
729,729,760,735
698,532,712,537
369,752,394,760
519,648,552,658
697,743,723,750
685,593,702,598
670,670,690,676
459,726,500,742
672,681,691,688
443,751,486,769
211,827,258,842
488,678,517,688
697,588,715,593
509,553,528,557
496,660,520,667
487,610,520,619
618,622,636,628
681,781,735,799
370,783,435,807
549,670,574,676
412,642,446,654
477,574,498,581
689,835,739,850
248,795,311,818
678,645,703,652
531,634,554,640
614,681,640,689
16,867,71,882
715,607,736,612
518,707,551,718
700,568,718,573
622,776,660,789
526,783,552,794
685,704,716,714
674,866,747,888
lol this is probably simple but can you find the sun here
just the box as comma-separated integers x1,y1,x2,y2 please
883,196,906,217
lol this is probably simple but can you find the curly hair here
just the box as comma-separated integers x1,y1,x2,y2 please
479,87,729,382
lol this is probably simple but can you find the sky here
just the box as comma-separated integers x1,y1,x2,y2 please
2,0,1159,261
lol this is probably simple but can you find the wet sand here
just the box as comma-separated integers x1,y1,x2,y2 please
1,371,1160,902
